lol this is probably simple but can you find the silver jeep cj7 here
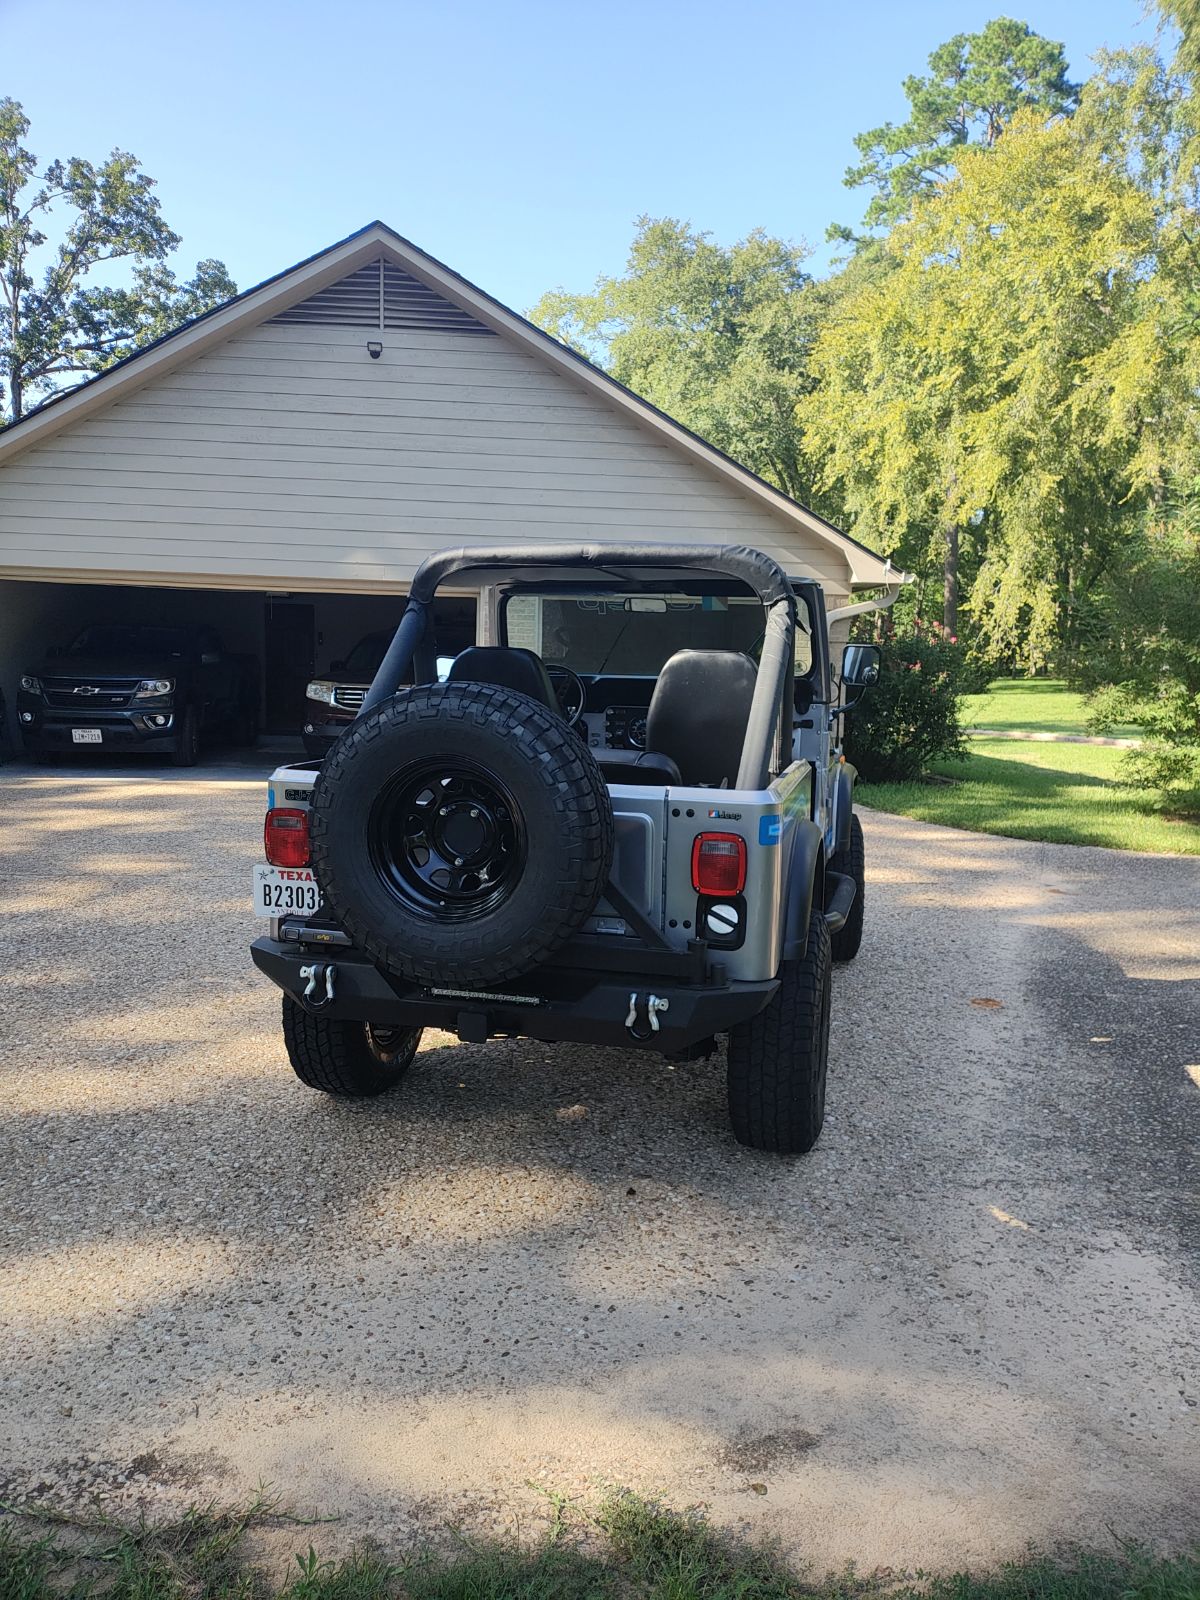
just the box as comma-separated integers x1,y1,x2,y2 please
250,543,880,1154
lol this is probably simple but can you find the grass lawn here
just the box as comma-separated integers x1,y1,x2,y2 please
860,738,1200,854
1,1492,1197,1600
960,677,1140,738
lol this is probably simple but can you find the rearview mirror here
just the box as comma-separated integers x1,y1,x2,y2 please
841,643,881,687
626,598,667,613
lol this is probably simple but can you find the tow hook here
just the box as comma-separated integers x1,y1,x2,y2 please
299,961,337,1009
625,991,670,1040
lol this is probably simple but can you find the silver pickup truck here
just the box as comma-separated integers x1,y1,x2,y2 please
250,543,879,1154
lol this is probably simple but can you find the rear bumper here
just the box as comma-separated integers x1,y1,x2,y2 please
250,936,777,1053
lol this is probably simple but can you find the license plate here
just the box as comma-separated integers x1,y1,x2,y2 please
72,728,103,744
253,864,323,918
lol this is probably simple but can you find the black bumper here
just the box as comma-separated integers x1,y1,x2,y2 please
20,713,180,754
250,937,777,1053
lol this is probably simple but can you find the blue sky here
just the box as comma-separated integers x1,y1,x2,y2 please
7,0,1165,314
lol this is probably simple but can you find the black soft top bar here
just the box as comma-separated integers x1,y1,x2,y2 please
407,542,797,609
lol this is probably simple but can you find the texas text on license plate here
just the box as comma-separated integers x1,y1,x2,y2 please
253,864,323,918
72,728,103,744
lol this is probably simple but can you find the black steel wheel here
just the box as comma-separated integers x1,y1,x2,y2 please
368,758,525,922
310,681,613,987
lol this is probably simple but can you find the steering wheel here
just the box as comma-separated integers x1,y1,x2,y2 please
545,664,586,727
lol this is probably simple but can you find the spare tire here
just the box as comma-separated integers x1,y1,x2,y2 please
309,682,614,987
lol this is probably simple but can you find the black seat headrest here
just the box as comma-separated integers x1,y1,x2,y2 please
446,646,557,712
646,650,758,788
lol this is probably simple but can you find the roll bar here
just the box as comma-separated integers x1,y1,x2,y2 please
362,542,797,789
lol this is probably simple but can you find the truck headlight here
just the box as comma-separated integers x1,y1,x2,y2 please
306,681,337,705
134,678,174,698
19,675,40,693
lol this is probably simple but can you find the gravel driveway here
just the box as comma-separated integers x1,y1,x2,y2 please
2,764,1197,1572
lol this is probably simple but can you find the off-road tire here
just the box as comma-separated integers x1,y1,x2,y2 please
171,705,200,767
282,996,421,1098
310,682,614,988
726,905,831,1154
830,812,865,962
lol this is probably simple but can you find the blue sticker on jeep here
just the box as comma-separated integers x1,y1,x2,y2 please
759,815,783,845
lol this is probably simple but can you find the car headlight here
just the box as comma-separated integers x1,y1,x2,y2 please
306,681,337,705
134,678,174,699
19,675,40,693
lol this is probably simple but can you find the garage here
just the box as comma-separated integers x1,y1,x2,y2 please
0,221,894,755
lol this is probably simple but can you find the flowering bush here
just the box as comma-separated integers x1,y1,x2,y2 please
842,616,970,782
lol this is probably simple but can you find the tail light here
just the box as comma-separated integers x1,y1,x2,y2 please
691,833,746,897
264,807,311,867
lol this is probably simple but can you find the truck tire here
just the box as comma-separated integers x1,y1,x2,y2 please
282,996,420,1097
310,682,614,988
726,904,831,1154
171,705,200,767
830,812,865,962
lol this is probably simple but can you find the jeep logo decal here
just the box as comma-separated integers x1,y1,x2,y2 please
708,807,742,821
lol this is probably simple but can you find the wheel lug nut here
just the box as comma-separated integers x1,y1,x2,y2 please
469,808,479,818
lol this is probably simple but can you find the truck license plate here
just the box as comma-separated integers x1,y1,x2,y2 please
72,728,102,744
253,864,323,918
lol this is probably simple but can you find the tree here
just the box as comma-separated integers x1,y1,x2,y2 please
531,217,828,507
841,17,1079,231
802,89,1184,661
0,97,235,423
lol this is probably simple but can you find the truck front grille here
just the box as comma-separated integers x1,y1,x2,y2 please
42,676,140,709
332,687,366,710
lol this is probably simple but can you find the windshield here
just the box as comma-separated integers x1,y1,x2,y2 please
68,625,193,659
340,632,393,679
506,593,776,676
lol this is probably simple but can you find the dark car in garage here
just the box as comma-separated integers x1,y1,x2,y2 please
17,623,259,765
301,630,397,758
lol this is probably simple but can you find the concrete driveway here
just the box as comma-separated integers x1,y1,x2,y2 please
1,763,1197,1571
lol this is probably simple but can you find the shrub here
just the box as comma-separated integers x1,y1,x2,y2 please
1081,523,1200,817
843,617,970,782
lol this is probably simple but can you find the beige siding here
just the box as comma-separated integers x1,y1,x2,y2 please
0,322,851,593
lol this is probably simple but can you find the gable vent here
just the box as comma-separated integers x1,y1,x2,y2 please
270,257,494,334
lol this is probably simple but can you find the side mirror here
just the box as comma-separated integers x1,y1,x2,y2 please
841,644,881,688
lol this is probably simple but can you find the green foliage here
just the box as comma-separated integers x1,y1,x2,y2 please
1081,521,1200,813
2,1496,1198,1600
0,96,235,423
530,217,827,506
842,17,1079,230
803,56,1200,666
843,619,970,782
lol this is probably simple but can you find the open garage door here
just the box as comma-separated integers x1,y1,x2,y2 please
0,580,476,756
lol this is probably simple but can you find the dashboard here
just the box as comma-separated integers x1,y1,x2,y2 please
565,674,655,754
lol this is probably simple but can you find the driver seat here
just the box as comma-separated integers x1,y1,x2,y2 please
445,646,558,713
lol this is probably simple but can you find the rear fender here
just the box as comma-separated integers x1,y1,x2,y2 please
782,817,825,962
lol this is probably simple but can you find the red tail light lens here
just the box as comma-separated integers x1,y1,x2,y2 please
691,833,747,897
264,807,311,868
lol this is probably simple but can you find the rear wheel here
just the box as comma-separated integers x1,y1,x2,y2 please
830,813,865,962
282,996,421,1098
726,905,831,1154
